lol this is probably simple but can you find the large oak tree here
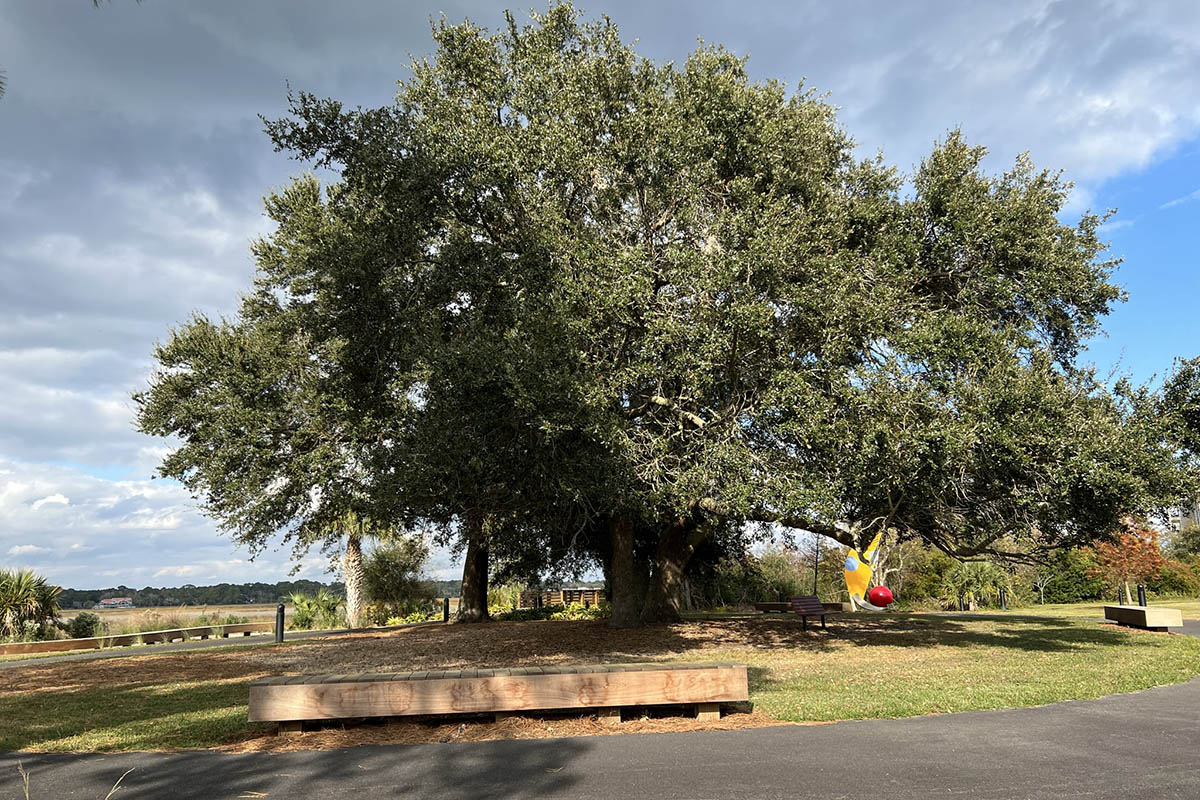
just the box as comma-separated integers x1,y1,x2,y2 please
138,4,1181,626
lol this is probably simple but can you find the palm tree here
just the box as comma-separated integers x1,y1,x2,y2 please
0,568,62,639
941,562,1009,611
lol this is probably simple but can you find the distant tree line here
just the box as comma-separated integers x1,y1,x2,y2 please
57,580,348,609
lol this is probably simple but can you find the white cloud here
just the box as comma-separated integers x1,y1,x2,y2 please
6,544,49,557
31,493,68,510
1161,188,1200,209
2,0,1199,591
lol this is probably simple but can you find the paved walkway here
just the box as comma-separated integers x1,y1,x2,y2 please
4,672,1200,799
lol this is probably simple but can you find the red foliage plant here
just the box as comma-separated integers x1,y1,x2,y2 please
1085,521,1167,604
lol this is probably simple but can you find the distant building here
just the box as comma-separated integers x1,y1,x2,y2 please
1167,501,1200,534
95,597,134,609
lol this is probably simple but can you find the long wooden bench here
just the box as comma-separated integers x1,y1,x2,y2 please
791,595,839,631
754,602,792,613
1104,605,1183,632
249,662,749,733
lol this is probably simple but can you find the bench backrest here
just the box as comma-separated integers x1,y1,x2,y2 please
790,595,826,615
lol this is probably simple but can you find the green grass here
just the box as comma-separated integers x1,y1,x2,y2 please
997,599,1200,620
3,614,1200,751
2,679,259,751
682,614,1200,722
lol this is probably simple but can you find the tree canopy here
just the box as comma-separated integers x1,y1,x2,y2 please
137,3,1184,626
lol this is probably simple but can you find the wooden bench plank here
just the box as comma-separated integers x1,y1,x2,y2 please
248,663,749,723
1104,605,1182,631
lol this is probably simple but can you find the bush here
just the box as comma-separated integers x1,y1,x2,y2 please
492,605,560,622
66,612,106,639
1041,550,1107,603
1145,558,1200,598
289,589,344,630
549,601,610,621
363,537,436,622
384,610,438,625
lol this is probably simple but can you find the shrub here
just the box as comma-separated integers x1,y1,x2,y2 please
1145,558,1200,598
289,589,344,630
384,610,438,625
492,605,560,622
66,612,106,639
363,538,436,621
549,601,610,621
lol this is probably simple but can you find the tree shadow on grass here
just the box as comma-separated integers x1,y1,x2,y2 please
242,613,1160,678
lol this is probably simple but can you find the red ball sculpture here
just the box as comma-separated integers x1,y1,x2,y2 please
868,585,894,608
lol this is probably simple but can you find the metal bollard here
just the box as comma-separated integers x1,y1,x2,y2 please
1137,584,1147,607
442,596,451,622
275,603,285,643
1000,588,1007,611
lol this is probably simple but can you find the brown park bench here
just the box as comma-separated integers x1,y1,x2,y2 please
249,662,750,734
791,595,839,631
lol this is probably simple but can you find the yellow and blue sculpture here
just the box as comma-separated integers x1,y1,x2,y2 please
843,531,894,611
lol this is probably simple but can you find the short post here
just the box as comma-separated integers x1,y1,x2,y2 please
442,596,451,622
957,595,964,612
1137,584,1147,607
1000,588,1007,611
274,603,285,644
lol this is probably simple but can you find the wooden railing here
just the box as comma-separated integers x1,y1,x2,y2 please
0,622,275,656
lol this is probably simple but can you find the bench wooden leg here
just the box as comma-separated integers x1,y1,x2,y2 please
278,721,304,736
696,703,721,722
596,707,622,726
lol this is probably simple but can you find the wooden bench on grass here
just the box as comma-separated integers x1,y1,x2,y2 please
1104,605,1183,632
754,602,792,613
791,595,839,631
249,662,749,734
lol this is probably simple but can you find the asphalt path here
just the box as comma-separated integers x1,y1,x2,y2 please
4,669,1200,799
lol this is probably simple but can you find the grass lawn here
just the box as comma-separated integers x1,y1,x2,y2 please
2,614,1199,752
997,599,1200,620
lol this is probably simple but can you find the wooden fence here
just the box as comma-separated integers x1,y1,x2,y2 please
516,588,605,609
0,621,275,657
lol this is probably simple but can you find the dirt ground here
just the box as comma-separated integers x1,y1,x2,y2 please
3,616,838,751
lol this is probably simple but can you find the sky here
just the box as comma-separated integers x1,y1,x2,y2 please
1,0,1198,590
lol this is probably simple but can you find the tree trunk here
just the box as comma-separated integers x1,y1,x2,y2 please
343,531,366,629
609,514,641,628
457,510,490,623
641,518,697,624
